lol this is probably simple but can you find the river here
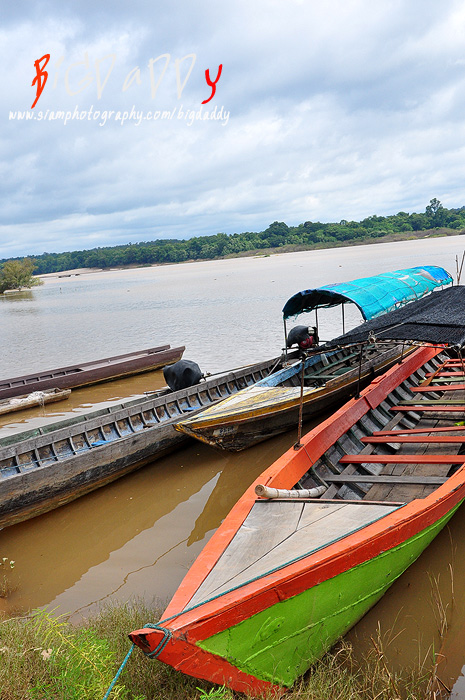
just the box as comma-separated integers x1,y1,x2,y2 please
1,235,465,694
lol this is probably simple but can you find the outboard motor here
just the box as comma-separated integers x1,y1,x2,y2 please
286,325,319,350
163,359,203,391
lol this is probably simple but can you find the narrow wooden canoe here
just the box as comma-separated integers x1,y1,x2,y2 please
0,353,291,528
130,345,465,695
174,342,410,450
0,345,185,400
0,388,71,417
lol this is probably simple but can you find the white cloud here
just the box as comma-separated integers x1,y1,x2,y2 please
2,0,465,257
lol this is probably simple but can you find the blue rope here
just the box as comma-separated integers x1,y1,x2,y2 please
102,643,135,700
143,624,172,658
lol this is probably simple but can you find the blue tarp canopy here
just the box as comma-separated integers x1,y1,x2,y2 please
326,285,465,348
282,266,453,321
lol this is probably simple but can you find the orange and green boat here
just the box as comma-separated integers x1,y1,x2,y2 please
130,289,465,696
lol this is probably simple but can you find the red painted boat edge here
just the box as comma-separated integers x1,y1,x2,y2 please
128,628,284,697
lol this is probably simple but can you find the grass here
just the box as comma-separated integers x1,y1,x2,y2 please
0,599,449,700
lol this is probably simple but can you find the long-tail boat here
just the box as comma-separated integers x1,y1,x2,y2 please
130,285,465,696
0,353,290,528
0,345,185,400
174,266,452,450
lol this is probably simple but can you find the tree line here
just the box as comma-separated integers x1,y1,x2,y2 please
2,199,464,279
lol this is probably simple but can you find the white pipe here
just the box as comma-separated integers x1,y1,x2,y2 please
255,484,327,499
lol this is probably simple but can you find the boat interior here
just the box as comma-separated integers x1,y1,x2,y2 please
302,350,465,503
183,350,465,611
272,341,403,389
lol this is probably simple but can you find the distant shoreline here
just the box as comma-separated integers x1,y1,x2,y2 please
35,227,464,281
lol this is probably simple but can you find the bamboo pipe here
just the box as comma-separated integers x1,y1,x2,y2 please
255,484,327,499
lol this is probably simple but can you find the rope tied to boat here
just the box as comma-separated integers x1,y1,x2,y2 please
101,643,135,700
144,623,172,657
100,622,173,699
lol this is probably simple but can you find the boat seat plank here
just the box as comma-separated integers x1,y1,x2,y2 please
391,406,465,412
185,501,399,610
309,351,362,376
373,425,465,436
412,384,465,392
306,373,344,381
398,399,465,405
339,454,465,464
362,436,465,444
324,474,446,485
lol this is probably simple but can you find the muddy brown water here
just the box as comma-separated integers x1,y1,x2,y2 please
2,239,465,693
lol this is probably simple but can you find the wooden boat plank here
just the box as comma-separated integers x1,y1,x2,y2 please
187,501,307,606
339,454,465,464
374,425,465,436
187,501,399,609
323,475,446,485
427,372,465,378
398,399,465,405
412,384,465,392
392,405,465,412
363,435,465,444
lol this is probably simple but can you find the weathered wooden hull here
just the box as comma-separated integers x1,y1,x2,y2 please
0,354,287,528
0,345,185,400
130,346,465,695
0,388,71,416
175,343,408,451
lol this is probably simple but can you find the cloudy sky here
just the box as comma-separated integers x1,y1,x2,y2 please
3,0,465,258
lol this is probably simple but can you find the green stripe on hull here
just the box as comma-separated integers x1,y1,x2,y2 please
199,504,461,687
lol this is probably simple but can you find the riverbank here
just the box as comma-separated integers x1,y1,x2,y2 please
35,226,464,281
0,600,441,700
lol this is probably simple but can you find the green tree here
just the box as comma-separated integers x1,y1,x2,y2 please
425,198,446,227
0,258,42,294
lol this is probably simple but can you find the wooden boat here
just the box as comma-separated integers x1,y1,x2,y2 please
174,341,409,450
0,388,71,417
174,265,452,451
0,345,185,400
0,353,292,528
130,336,465,695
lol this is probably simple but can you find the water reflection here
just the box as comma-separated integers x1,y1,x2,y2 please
0,291,35,303
0,424,299,620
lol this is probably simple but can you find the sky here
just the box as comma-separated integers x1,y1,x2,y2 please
3,0,465,258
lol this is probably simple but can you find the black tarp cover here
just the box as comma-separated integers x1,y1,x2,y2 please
325,286,465,349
